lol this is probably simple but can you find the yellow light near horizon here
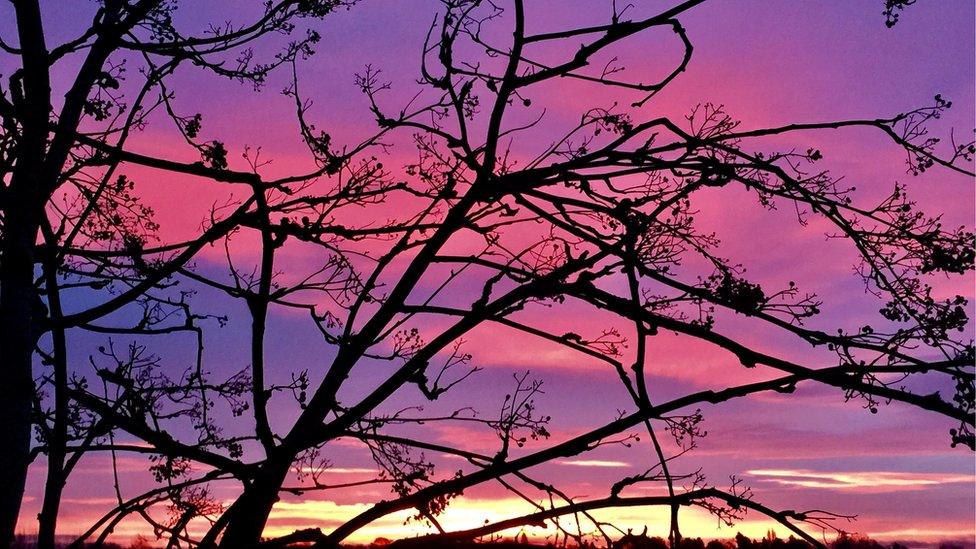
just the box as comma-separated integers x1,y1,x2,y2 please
34,493,976,546
261,496,811,544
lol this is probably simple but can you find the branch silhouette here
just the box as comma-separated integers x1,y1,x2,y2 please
1,1,971,548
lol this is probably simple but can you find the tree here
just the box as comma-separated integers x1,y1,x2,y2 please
0,1,360,546
5,1,974,549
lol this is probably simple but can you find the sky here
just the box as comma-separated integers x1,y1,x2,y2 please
4,0,975,546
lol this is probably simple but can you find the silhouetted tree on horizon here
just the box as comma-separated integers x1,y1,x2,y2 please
0,1,973,549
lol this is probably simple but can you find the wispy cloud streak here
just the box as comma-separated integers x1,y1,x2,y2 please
747,469,975,491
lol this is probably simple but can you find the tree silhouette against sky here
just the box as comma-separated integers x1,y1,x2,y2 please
0,1,973,549
0,1,360,546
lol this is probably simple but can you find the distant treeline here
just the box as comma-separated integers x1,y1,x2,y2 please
11,531,974,549
359,531,971,549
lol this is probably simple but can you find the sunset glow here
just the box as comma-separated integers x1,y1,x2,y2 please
1,1,974,548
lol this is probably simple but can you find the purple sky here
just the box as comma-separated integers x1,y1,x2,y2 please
5,0,975,545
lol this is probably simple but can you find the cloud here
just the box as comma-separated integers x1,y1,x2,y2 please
60,497,126,506
867,529,976,542
296,467,377,475
557,459,630,468
746,469,975,492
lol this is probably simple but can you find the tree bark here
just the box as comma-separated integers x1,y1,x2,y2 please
0,207,41,546
213,457,294,548
36,257,69,549
1,1,50,541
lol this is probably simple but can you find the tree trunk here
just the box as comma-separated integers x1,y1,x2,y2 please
214,457,293,548
3,1,50,541
36,461,64,549
0,209,41,545
37,260,68,549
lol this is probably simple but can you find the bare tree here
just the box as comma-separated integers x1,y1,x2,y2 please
0,1,363,546
4,1,973,549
